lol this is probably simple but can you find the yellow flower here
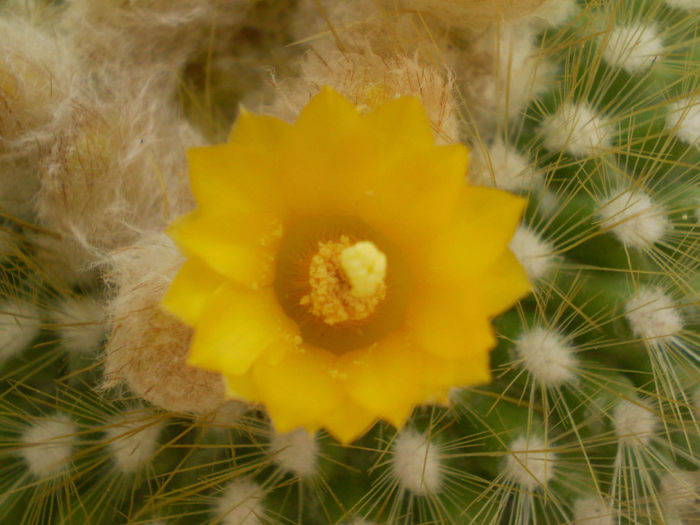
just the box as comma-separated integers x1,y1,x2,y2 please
162,87,530,443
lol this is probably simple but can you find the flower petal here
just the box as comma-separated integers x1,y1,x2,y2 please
419,350,492,395
187,143,284,214
363,96,436,150
321,398,378,444
477,249,532,316
161,257,226,326
406,286,496,360
358,143,468,246
252,346,343,434
293,86,363,138
188,283,298,375
168,211,283,289
341,333,421,428
421,186,526,281
228,109,291,149
223,372,259,401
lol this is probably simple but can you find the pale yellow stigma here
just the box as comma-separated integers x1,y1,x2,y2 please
301,237,387,325
340,241,387,298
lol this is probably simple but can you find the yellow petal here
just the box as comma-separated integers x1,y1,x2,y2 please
477,249,532,316
252,346,343,434
341,333,421,428
363,96,436,150
421,186,526,281
223,373,259,401
228,109,291,149
294,86,362,138
418,351,492,392
406,286,496,360
188,283,298,375
321,398,378,444
161,257,226,326
168,211,282,288
187,144,283,214
358,143,468,246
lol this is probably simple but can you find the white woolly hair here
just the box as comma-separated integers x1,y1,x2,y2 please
0,299,42,363
61,0,255,90
33,91,200,270
612,398,657,446
268,428,319,478
659,470,700,522
216,479,265,525
391,430,442,495
624,287,683,343
508,226,557,282
383,0,548,28
524,0,578,31
103,233,226,414
597,187,669,249
502,435,556,490
104,413,164,475
664,0,700,10
453,20,556,139
541,102,612,157
665,97,700,145
50,295,106,354
267,49,460,144
291,0,432,56
20,415,78,478
468,139,542,192
572,497,615,525
0,16,76,222
515,326,577,387
600,22,664,74
0,16,75,151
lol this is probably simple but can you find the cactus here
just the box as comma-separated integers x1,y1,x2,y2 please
0,0,698,524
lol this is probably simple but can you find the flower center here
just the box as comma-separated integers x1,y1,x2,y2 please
273,215,410,354
300,236,387,325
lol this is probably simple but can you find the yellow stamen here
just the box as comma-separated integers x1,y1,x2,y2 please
301,236,387,325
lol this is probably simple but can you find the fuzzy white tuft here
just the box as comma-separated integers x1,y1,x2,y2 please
665,97,700,145
503,435,556,490
50,295,106,354
216,479,265,525
664,0,700,10
0,299,41,362
601,23,664,74
391,430,441,495
269,50,459,144
103,233,226,414
515,327,577,386
20,415,77,477
659,470,700,523
538,188,559,217
456,21,556,138
526,0,578,30
572,497,615,525
469,139,541,192
541,102,611,157
268,428,319,478
613,399,656,446
597,189,669,248
105,415,163,475
509,227,557,281
625,287,683,343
